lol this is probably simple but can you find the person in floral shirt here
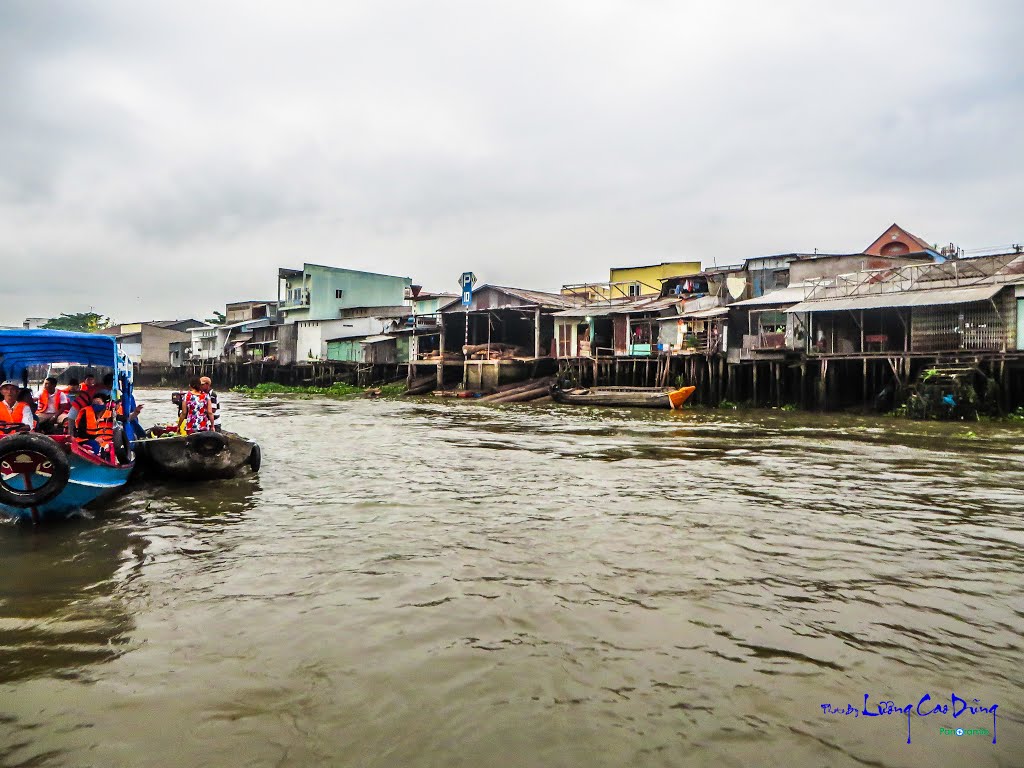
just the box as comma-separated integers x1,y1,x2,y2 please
177,377,216,434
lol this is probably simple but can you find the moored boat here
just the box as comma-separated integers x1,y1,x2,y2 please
0,330,136,523
551,385,696,409
134,430,261,481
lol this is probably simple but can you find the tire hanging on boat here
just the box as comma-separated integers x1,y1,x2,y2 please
185,431,228,457
248,443,262,473
112,424,133,465
0,433,71,508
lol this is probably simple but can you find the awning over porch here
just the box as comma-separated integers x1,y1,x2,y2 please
680,306,730,319
787,284,1003,314
552,304,629,318
360,335,396,344
730,282,812,307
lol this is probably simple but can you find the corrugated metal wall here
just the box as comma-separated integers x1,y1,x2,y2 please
911,291,1016,352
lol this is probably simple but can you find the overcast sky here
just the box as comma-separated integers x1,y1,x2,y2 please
2,0,1022,325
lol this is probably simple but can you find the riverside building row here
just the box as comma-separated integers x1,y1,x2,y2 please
150,222,1024,411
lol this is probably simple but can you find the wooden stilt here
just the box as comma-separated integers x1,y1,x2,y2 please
819,359,828,410
862,358,868,408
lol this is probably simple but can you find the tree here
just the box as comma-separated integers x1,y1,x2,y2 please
205,311,226,325
42,312,110,333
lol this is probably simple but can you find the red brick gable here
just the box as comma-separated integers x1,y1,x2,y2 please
863,223,933,257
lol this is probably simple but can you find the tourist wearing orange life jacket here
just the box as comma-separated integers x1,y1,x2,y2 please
0,380,34,435
67,372,99,424
35,376,70,433
75,392,115,458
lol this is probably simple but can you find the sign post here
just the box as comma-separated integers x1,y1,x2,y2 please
459,272,476,307
459,272,477,388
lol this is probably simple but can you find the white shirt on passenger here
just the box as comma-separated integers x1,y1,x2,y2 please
209,390,221,426
36,389,70,414
0,401,34,427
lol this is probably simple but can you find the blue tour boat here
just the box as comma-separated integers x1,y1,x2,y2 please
0,329,136,523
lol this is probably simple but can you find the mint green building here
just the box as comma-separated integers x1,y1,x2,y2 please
277,263,412,361
278,264,411,322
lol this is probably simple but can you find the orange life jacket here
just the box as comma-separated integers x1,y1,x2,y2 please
76,405,114,445
71,389,93,415
37,388,67,414
0,401,30,434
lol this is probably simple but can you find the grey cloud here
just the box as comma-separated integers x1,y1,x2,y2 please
1,0,1022,325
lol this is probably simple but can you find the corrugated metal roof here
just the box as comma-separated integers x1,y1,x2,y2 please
618,296,682,313
657,307,729,322
440,284,579,312
730,282,812,307
552,303,628,318
681,306,730,319
554,296,683,318
490,285,579,308
360,334,396,344
787,284,1003,313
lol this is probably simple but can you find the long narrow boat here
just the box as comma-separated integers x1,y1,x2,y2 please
134,430,261,480
0,329,136,523
551,385,696,409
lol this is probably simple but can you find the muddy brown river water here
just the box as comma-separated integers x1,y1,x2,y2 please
1,391,1022,767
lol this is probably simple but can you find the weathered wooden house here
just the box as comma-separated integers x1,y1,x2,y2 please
658,297,730,355
552,301,627,358
422,285,578,388
327,334,406,364
788,253,1024,356
729,248,941,361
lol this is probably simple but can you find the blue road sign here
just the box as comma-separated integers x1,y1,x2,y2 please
459,272,476,307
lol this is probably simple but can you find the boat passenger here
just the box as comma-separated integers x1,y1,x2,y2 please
96,373,114,400
200,376,221,432
17,387,36,415
74,392,115,459
68,372,98,424
177,377,215,435
36,376,70,433
0,380,35,435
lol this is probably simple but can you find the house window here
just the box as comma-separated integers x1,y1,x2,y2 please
628,283,642,297
335,289,344,299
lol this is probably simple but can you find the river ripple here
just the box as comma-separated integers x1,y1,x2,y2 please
1,391,1022,767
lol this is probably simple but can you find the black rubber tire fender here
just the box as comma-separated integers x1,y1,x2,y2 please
0,433,72,508
112,424,133,465
248,443,262,473
185,430,228,457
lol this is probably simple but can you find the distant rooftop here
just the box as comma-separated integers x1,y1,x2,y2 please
278,263,412,281
609,260,701,271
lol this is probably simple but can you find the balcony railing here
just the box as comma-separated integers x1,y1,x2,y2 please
281,291,310,309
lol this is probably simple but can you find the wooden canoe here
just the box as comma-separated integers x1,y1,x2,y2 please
551,385,696,409
134,431,261,480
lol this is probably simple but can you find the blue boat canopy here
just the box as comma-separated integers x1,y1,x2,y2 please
0,329,125,387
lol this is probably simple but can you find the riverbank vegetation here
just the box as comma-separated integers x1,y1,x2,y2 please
231,382,405,399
